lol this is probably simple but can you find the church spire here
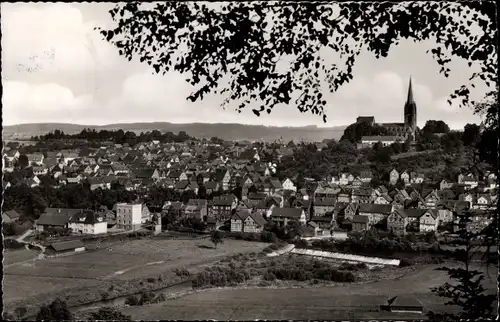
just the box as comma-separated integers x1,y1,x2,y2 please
406,76,415,104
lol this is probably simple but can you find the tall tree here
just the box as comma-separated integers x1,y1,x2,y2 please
427,211,496,321
36,298,73,321
99,1,496,122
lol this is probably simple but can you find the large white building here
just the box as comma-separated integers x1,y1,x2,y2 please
68,210,108,235
360,136,406,147
116,203,143,231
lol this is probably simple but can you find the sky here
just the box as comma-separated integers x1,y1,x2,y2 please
1,2,491,129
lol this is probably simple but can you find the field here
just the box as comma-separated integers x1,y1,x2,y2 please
3,248,40,266
3,237,269,310
121,262,497,320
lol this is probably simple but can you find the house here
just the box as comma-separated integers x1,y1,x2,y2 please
439,179,453,190
352,215,369,232
381,296,424,314
27,153,44,166
47,240,86,254
359,170,373,183
419,209,439,232
313,198,336,216
337,189,351,203
333,202,358,228
209,196,236,223
282,178,296,192
387,209,427,235
410,172,425,184
230,209,267,233
357,204,393,229
115,203,143,231
351,187,375,203
310,215,334,232
400,170,410,184
204,181,220,194
68,210,108,235
2,210,21,223
269,207,307,227
374,194,392,205
389,169,399,185
35,208,85,232
3,150,20,162
186,199,208,220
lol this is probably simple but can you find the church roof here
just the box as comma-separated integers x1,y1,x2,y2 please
407,76,415,104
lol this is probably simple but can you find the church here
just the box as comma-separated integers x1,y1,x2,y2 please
357,77,418,146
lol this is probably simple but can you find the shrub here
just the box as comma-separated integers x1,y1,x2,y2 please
138,291,156,305
399,258,412,267
152,292,167,303
3,239,24,250
14,307,27,319
173,268,191,277
295,238,309,248
125,295,139,306
146,277,156,283
260,231,277,243
89,307,131,321
158,275,163,282
100,291,110,301
263,272,277,281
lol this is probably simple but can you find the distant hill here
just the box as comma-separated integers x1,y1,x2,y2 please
3,122,347,143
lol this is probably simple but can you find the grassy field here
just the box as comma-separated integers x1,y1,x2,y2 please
3,248,40,266
3,237,269,311
121,262,497,320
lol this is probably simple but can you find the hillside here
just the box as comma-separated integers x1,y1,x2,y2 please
3,122,346,142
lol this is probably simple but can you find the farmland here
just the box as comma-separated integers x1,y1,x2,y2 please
121,261,497,320
3,248,41,266
3,237,269,313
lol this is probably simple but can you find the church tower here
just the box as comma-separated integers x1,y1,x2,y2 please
404,76,417,139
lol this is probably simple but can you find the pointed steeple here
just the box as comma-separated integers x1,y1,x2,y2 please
406,76,415,104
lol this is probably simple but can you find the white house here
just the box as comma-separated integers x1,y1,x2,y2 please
115,203,143,231
68,211,108,235
361,136,405,147
419,210,439,232
282,178,296,192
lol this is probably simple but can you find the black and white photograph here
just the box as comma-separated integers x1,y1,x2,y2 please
1,1,498,321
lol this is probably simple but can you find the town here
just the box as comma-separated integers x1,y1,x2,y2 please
2,1,497,320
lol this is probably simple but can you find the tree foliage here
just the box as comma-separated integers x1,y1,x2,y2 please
422,120,451,134
211,230,224,248
36,298,73,321
99,1,496,122
340,122,388,143
88,307,132,321
427,211,497,321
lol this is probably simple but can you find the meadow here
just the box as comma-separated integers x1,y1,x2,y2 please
3,237,269,314
121,261,497,320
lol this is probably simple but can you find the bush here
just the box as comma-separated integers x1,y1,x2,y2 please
151,292,167,303
146,277,156,283
260,231,277,243
173,268,191,277
100,291,110,301
399,258,412,267
125,295,139,306
3,239,24,250
89,307,131,321
295,238,309,248
138,291,156,305
263,272,277,281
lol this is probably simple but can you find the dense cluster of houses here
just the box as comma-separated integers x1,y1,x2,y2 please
2,139,498,238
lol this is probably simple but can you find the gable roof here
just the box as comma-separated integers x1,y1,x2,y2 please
270,207,303,218
358,204,392,214
49,240,85,252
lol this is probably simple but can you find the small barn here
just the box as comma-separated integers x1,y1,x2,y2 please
48,240,86,254
380,295,424,314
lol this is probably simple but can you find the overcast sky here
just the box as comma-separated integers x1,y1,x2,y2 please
1,2,490,129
